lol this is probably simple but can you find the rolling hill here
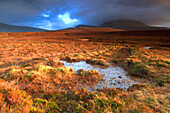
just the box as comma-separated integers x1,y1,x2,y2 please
0,22,46,32
76,19,169,31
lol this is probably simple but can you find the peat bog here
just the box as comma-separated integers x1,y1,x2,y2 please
0,28,169,112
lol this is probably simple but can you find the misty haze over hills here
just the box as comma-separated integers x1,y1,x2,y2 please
76,19,169,31
0,22,46,32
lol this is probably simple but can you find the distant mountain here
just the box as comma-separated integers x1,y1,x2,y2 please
75,25,97,28
75,19,169,31
0,22,46,32
100,19,169,30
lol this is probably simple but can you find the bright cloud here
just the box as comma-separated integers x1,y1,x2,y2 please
58,12,78,24
42,14,50,17
34,20,53,30
14,11,81,30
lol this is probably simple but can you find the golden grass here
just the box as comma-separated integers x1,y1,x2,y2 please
0,29,169,112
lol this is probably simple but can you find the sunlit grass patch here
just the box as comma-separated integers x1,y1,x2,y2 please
31,98,61,113
0,88,32,113
3,69,28,81
156,74,169,86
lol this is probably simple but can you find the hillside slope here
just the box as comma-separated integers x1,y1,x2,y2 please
100,19,169,30
0,22,46,32
76,19,169,31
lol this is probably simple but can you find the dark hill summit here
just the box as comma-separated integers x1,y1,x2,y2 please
100,19,168,30
100,19,148,28
75,19,169,31
0,22,46,32
75,25,97,28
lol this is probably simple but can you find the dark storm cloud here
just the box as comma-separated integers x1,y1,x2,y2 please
114,0,169,7
72,0,170,25
0,0,170,29
0,0,42,23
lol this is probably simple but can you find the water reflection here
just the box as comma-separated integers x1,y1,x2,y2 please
143,47,152,49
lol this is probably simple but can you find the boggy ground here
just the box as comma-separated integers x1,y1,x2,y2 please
0,28,169,112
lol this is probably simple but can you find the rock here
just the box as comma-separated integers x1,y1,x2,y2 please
118,76,122,78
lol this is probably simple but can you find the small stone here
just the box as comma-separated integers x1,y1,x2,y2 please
118,76,122,78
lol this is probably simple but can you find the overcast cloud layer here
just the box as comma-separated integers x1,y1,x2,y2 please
0,0,170,30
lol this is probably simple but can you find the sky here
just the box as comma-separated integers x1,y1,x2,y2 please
0,0,170,30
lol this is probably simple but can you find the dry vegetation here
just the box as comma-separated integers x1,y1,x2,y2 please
0,28,169,113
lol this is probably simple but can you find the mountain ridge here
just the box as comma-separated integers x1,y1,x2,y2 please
76,19,169,31
0,22,46,32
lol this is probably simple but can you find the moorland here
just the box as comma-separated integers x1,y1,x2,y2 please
0,27,169,113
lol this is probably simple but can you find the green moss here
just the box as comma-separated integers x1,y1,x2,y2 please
33,98,47,106
89,69,98,74
144,97,156,104
36,65,75,75
27,71,41,76
156,75,169,86
56,67,75,75
129,62,150,78
20,63,31,67
1,89,32,112
150,60,170,67
98,61,104,66
3,69,28,80
78,69,99,79
129,48,133,55
105,89,118,97
58,101,84,113
36,65,54,73
45,102,61,113
42,93,64,102
87,59,96,63
157,80,166,86
78,70,90,76
83,100,95,111
25,71,41,81
111,60,118,63
30,107,45,113
95,99,111,112
156,62,169,67
65,90,80,101
33,98,61,113
86,59,109,66
128,109,139,113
